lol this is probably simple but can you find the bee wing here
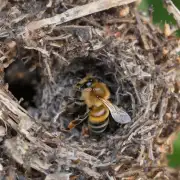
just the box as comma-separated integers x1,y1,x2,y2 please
99,98,131,124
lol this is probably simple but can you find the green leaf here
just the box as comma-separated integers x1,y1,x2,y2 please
167,132,180,168
173,0,180,10
175,30,180,38
138,0,180,36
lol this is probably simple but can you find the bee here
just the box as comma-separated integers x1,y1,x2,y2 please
71,75,132,134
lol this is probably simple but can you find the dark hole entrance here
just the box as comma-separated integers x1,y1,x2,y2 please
4,59,40,109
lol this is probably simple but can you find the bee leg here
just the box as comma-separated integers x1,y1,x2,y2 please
67,112,89,130
77,110,89,121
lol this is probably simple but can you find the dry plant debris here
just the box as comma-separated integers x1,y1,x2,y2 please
0,0,180,179
27,0,137,31
164,0,180,28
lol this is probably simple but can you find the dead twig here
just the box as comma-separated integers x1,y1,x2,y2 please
0,87,101,179
164,0,180,28
159,94,169,122
27,0,137,31
43,58,55,83
52,51,70,65
106,18,135,24
24,46,50,57
135,11,155,66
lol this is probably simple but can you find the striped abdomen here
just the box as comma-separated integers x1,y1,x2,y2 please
88,104,109,134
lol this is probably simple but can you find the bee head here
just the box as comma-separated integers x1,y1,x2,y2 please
76,75,97,90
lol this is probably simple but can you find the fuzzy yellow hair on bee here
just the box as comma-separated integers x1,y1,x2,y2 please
69,75,132,134
81,81,110,108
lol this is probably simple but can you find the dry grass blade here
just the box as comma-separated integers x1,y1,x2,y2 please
27,0,137,31
164,0,180,28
